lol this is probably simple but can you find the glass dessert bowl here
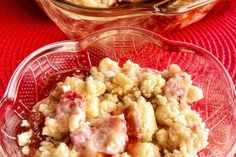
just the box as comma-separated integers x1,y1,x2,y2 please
34,0,227,39
0,27,235,157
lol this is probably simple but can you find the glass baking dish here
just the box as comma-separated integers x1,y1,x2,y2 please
35,0,227,39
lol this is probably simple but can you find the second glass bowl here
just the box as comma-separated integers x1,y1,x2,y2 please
35,0,227,39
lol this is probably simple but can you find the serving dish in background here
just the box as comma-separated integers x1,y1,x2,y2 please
34,0,228,39
0,27,235,156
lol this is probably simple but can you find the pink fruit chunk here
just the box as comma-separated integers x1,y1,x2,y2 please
56,91,85,121
71,115,128,155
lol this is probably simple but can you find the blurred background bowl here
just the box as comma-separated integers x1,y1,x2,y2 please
0,27,235,157
34,0,228,39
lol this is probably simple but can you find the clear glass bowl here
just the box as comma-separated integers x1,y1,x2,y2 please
35,0,227,39
0,27,235,157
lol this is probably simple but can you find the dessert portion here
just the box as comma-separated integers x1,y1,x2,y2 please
17,58,209,157
66,0,144,8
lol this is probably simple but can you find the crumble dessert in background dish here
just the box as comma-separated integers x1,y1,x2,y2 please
65,0,201,9
66,0,143,8
17,58,209,157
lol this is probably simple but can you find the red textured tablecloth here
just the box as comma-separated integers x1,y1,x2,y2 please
0,0,235,97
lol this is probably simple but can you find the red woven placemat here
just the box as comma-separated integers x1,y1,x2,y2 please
0,0,235,97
